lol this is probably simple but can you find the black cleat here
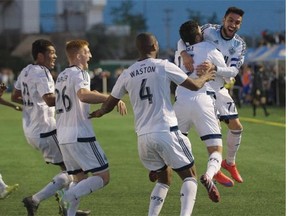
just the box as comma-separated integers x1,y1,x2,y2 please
22,196,39,216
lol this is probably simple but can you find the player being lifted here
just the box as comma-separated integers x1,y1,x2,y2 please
178,6,246,185
174,20,235,202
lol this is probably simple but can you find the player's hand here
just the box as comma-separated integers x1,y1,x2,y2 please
89,109,104,118
203,70,216,81
0,83,7,96
117,100,127,116
196,61,214,76
181,51,194,72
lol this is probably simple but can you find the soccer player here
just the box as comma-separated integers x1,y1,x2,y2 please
89,33,216,215
0,83,20,199
174,20,235,200
11,39,90,216
54,39,127,216
177,7,246,184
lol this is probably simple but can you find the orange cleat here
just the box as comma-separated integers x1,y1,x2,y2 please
221,160,243,183
213,170,234,187
200,174,220,203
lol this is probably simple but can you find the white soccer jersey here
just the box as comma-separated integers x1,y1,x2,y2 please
175,41,227,97
55,66,95,144
201,24,246,70
178,24,246,80
111,58,188,135
14,64,56,138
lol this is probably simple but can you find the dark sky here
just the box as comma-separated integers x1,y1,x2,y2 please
104,0,286,49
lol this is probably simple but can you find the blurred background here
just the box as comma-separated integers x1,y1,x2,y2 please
0,0,286,107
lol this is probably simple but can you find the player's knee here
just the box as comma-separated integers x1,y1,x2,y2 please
228,119,243,131
93,170,110,186
53,172,71,187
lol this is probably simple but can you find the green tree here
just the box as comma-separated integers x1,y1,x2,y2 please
110,0,147,34
207,12,219,24
186,9,205,25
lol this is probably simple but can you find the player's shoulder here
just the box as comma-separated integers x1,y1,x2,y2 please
201,23,221,32
234,34,246,47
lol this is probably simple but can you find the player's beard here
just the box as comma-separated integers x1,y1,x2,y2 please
223,27,236,39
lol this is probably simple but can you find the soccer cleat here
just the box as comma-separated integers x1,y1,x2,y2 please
213,171,234,187
0,184,19,199
200,174,220,203
149,171,158,182
22,196,39,216
55,190,91,216
221,160,243,183
56,190,67,216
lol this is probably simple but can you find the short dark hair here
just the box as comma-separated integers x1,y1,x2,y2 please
225,7,244,17
32,39,54,61
136,32,156,54
179,20,200,46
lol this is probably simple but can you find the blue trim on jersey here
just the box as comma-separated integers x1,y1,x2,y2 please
231,64,237,67
174,131,194,163
84,163,109,174
77,137,96,142
173,162,194,172
170,126,179,131
200,134,222,141
40,129,57,138
89,141,106,166
219,114,239,121
231,58,239,61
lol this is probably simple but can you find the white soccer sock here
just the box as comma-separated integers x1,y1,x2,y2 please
226,129,242,164
33,172,71,204
206,151,222,179
64,175,104,202
180,177,197,216
148,183,169,216
0,174,7,190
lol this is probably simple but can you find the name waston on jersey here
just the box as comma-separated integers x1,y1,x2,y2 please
130,66,156,78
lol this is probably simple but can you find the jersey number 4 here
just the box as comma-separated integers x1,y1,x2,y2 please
139,79,153,104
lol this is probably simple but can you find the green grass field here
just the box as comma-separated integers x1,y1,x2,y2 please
0,93,285,216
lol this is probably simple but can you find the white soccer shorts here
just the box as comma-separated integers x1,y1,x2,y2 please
26,131,63,164
215,87,239,121
59,141,109,175
137,129,194,172
174,93,222,147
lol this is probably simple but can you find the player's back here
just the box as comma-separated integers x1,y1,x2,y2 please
55,66,95,144
15,64,56,137
114,58,186,135
175,41,216,97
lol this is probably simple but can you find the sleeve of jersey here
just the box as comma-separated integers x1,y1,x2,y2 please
208,50,238,78
74,71,90,93
111,72,126,99
177,39,186,53
164,60,188,85
36,72,54,97
217,41,246,77
14,74,21,90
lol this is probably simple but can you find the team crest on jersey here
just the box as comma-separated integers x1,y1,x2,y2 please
229,47,236,55
233,40,241,48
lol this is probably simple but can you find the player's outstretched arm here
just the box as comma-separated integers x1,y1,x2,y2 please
77,88,108,104
0,97,22,111
89,95,120,118
181,69,215,91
